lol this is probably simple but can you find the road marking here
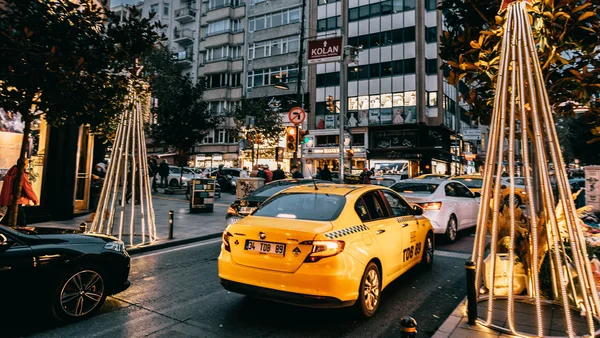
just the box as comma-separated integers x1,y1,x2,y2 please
132,238,222,259
436,250,472,259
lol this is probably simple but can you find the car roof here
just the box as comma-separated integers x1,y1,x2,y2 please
280,183,380,196
451,175,483,180
396,178,446,184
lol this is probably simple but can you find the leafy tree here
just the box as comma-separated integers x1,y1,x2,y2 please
146,48,221,182
229,96,285,148
555,115,599,164
0,1,162,226
438,0,600,135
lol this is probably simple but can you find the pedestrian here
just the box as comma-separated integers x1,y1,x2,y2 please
291,165,303,179
360,168,372,184
94,161,107,178
158,159,170,188
319,165,333,181
240,167,249,178
314,167,321,179
257,164,267,181
0,158,39,226
264,164,273,183
272,164,286,181
148,157,159,193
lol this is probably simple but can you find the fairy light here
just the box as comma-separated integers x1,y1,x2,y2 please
471,1,600,337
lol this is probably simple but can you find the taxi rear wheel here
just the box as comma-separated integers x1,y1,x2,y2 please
356,262,381,318
420,232,434,270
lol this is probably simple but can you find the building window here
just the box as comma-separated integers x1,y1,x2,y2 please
150,4,158,13
205,46,242,62
247,36,300,59
425,26,437,43
426,59,438,75
202,130,214,144
404,0,416,10
208,0,240,10
317,16,341,32
248,8,301,32
163,3,169,16
425,0,437,11
207,19,242,36
247,66,298,88
204,73,242,88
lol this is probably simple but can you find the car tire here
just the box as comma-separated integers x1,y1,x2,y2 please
51,265,107,322
169,179,179,187
356,261,381,318
420,232,434,270
445,215,458,243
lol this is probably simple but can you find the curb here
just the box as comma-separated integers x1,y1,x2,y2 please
431,297,467,338
127,232,222,255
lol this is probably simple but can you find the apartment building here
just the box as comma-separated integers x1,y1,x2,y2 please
305,0,473,177
133,0,244,167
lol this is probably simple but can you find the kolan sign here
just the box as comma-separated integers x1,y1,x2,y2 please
308,37,343,64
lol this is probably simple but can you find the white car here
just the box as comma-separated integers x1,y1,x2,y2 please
390,179,480,242
167,166,196,187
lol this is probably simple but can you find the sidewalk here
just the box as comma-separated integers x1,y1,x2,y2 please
32,190,238,255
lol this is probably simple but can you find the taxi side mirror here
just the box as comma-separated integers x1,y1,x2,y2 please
412,205,424,216
474,192,481,198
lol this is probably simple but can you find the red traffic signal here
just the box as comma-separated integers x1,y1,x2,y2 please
286,126,297,152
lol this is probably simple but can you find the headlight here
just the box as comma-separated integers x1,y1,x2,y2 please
104,240,125,253
225,216,242,227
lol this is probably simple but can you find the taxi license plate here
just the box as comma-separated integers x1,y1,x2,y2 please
239,206,255,214
245,240,285,256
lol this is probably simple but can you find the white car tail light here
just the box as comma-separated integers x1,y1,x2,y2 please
418,202,442,210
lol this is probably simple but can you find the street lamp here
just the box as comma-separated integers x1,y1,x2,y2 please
273,82,290,90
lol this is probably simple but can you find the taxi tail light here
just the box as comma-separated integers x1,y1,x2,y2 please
300,240,345,262
227,206,237,215
418,202,442,210
222,230,233,252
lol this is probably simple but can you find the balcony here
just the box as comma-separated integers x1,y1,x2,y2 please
173,50,194,68
173,28,194,45
174,7,197,24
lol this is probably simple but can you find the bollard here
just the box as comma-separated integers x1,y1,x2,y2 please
465,260,477,325
80,222,87,233
399,316,417,338
168,210,174,239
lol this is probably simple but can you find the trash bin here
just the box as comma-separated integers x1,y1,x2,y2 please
189,178,216,213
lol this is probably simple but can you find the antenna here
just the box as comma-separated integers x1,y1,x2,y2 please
305,165,318,190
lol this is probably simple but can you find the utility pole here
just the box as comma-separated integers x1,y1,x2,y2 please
293,0,307,168
338,0,348,182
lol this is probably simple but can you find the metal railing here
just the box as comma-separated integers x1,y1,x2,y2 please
174,7,197,19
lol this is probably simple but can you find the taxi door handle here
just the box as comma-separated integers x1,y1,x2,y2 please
402,223,409,227
375,230,385,235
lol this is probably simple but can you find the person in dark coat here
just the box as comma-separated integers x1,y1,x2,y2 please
148,157,159,192
319,165,332,181
291,165,303,179
158,159,170,188
272,164,286,181
257,165,267,180
360,168,373,184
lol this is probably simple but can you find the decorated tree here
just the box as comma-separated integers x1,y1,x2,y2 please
145,47,221,182
439,0,600,142
229,96,285,147
0,1,162,226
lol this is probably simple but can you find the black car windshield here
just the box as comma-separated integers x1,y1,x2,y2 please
253,193,345,221
452,178,483,188
391,183,439,194
250,183,295,198
372,178,396,187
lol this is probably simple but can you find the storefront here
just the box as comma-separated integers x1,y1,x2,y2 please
240,147,294,172
367,124,454,177
303,146,367,176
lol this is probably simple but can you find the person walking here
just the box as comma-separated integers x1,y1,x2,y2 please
148,157,159,193
264,164,273,183
0,158,39,226
360,168,373,184
319,165,333,181
158,159,170,188
272,164,286,181
257,164,267,181
240,167,249,178
291,165,303,179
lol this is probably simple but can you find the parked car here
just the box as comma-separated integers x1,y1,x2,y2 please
225,179,329,226
414,174,450,180
390,179,480,242
0,225,130,322
449,175,484,193
219,184,433,317
167,166,196,187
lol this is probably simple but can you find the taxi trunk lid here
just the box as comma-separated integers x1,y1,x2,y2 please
227,216,333,273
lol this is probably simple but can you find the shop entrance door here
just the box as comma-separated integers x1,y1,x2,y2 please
74,126,94,213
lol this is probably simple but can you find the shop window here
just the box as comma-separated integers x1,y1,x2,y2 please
353,133,365,146
427,92,438,107
316,135,339,146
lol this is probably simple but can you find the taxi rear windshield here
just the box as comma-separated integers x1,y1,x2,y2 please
453,178,483,188
253,193,345,221
391,183,439,194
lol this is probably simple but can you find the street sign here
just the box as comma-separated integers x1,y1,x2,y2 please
307,37,343,65
462,129,482,141
288,107,306,125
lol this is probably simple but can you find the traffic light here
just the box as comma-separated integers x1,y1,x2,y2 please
326,95,335,112
299,129,310,144
286,126,297,152
346,148,355,158
275,146,284,162
246,132,254,148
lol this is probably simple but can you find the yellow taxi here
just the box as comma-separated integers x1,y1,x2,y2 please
218,184,434,317
450,175,528,206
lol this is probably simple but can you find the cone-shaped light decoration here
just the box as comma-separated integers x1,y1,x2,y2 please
471,0,600,337
89,64,156,247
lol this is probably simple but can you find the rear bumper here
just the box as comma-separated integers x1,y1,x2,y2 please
423,210,448,234
220,278,354,308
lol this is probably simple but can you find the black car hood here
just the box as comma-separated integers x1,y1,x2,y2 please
14,226,118,244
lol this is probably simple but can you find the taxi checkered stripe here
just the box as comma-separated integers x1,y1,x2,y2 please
324,224,370,239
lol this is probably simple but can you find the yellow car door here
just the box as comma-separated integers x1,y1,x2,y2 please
355,191,404,276
380,190,421,268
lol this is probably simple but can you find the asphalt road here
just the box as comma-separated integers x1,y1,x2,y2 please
15,228,476,338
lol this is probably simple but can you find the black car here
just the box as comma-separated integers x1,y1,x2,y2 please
0,225,130,322
225,179,328,226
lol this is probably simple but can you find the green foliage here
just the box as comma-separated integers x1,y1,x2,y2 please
146,47,221,155
229,96,285,147
439,0,600,132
